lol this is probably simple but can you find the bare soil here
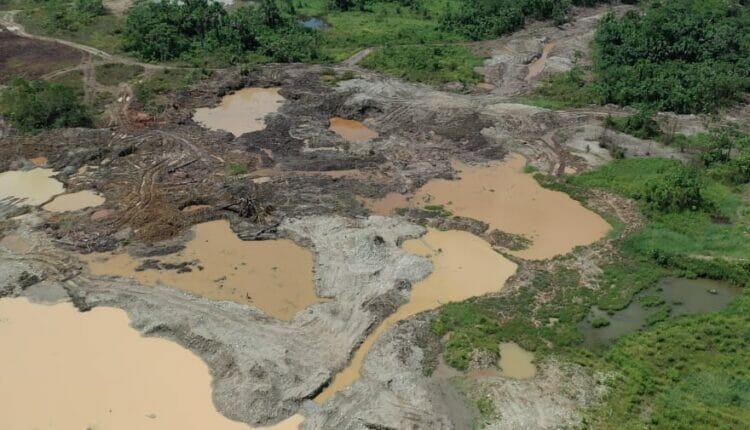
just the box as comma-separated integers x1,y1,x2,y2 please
0,27,83,83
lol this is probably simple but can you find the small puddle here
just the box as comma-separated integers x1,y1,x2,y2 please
301,17,327,29
364,154,610,259
193,87,285,136
0,234,31,253
181,204,212,213
498,342,536,379
329,117,379,142
42,190,105,212
30,156,48,165
315,229,518,401
85,219,319,320
0,297,251,430
0,168,65,206
526,42,555,81
581,278,742,347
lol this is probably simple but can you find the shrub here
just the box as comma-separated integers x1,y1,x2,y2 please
643,166,707,213
0,77,91,133
591,316,611,328
605,107,661,140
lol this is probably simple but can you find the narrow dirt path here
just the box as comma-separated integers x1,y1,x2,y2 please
0,10,168,72
341,48,373,67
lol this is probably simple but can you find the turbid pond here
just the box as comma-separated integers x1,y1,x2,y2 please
193,87,285,136
328,117,379,142
42,190,105,212
581,277,742,347
86,219,319,320
365,154,611,259
0,168,64,206
498,342,537,379
0,297,251,430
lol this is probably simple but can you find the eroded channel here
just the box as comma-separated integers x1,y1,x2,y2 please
316,228,518,401
193,87,285,136
85,219,319,320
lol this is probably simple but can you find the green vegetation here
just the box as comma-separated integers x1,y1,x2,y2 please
605,107,661,140
123,0,322,65
225,163,249,175
590,316,610,328
94,64,144,86
50,70,85,96
16,0,124,54
524,0,750,113
517,65,600,109
133,68,212,113
594,0,750,113
360,45,482,85
588,293,750,428
0,77,91,133
440,0,618,40
434,129,749,424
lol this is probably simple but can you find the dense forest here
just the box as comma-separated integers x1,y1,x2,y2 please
123,0,322,63
594,0,750,113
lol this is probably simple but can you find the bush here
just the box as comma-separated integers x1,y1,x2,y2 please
591,316,611,328
0,77,91,133
644,166,707,213
605,107,661,140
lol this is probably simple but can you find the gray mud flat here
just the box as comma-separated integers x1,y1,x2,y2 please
1,215,432,426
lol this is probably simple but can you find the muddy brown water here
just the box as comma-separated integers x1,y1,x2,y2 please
193,87,284,136
85,219,319,320
42,190,105,212
0,168,65,206
0,297,252,430
315,229,518,402
581,278,742,347
498,342,536,379
364,154,610,260
328,117,379,142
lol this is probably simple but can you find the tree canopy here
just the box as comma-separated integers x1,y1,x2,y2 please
0,78,92,133
123,0,322,64
594,0,750,113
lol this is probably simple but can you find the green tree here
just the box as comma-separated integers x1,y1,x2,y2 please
74,0,105,20
260,0,283,28
328,0,355,11
0,78,92,133
643,166,706,213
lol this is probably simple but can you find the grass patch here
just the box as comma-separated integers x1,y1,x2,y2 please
133,69,211,113
49,70,84,96
586,291,750,428
16,8,125,55
94,63,144,86
516,66,601,109
225,163,248,176
360,44,482,85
